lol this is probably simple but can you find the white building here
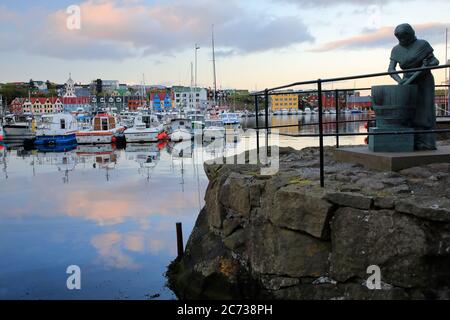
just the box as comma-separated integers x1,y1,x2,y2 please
63,74,76,98
173,86,208,110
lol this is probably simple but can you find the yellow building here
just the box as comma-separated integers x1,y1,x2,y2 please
270,93,299,111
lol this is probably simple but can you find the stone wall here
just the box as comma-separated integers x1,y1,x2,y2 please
167,146,450,300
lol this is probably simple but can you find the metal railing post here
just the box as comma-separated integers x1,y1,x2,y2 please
264,89,269,157
335,89,340,148
176,222,184,258
255,95,260,155
318,80,325,188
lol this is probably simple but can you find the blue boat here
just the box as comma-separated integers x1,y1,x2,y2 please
35,134,77,146
35,114,78,146
35,142,78,153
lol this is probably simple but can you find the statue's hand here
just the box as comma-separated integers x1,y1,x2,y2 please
398,78,408,85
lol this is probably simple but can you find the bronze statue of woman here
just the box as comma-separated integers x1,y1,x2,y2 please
388,23,439,150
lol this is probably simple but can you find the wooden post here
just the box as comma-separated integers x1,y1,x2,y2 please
176,222,184,258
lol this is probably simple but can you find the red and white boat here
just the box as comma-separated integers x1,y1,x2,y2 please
76,113,125,144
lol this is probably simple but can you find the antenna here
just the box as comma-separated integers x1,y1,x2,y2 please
212,25,217,107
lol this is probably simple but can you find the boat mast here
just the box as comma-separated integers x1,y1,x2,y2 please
195,43,200,111
212,25,217,107
190,62,194,112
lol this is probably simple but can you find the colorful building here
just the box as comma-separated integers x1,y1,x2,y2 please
22,97,64,114
270,92,299,111
299,92,372,110
149,88,174,112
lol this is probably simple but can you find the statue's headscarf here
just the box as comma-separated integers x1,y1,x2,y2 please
394,24,417,46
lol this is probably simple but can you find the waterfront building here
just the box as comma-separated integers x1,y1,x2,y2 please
22,97,64,114
173,86,207,110
299,92,372,110
270,92,299,112
9,98,26,114
127,97,147,111
150,88,174,112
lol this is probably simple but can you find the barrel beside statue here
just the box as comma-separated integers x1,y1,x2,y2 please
369,85,417,152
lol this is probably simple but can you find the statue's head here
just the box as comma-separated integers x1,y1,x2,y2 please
394,23,417,47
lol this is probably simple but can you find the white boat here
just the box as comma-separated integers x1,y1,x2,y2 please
304,107,312,114
281,109,289,115
169,118,193,142
35,114,78,146
273,110,281,116
2,114,36,141
124,115,160,143
203,119,225,141
297,110,303,115
76,113,125,144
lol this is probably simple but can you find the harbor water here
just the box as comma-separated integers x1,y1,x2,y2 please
0,114,367,300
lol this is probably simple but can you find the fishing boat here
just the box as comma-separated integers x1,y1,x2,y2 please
304,107,312,114
273,110,281,116
76,113,125,144
281,109,289,115
203,119,225,141
2,114,36,142
35,114,78,146
124,115,160,143
169,118,193,142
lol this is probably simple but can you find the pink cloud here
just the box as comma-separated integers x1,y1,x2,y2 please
313,22,450,52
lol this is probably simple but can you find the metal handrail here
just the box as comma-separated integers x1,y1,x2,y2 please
253,64,450,188
252,64,450,95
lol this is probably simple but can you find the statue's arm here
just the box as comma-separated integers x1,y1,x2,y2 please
424,52,439,67
403,52,440,85
388,59,403,83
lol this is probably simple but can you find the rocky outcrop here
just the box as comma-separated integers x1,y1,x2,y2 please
167,146,450,300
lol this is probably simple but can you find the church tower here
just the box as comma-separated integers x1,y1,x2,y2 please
64,73,77,98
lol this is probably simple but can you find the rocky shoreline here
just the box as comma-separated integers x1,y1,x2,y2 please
167,142,450,300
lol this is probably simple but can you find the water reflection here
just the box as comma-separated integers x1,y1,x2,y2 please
0,114,368,300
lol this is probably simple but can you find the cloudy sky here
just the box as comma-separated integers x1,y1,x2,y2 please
0,0,449,90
